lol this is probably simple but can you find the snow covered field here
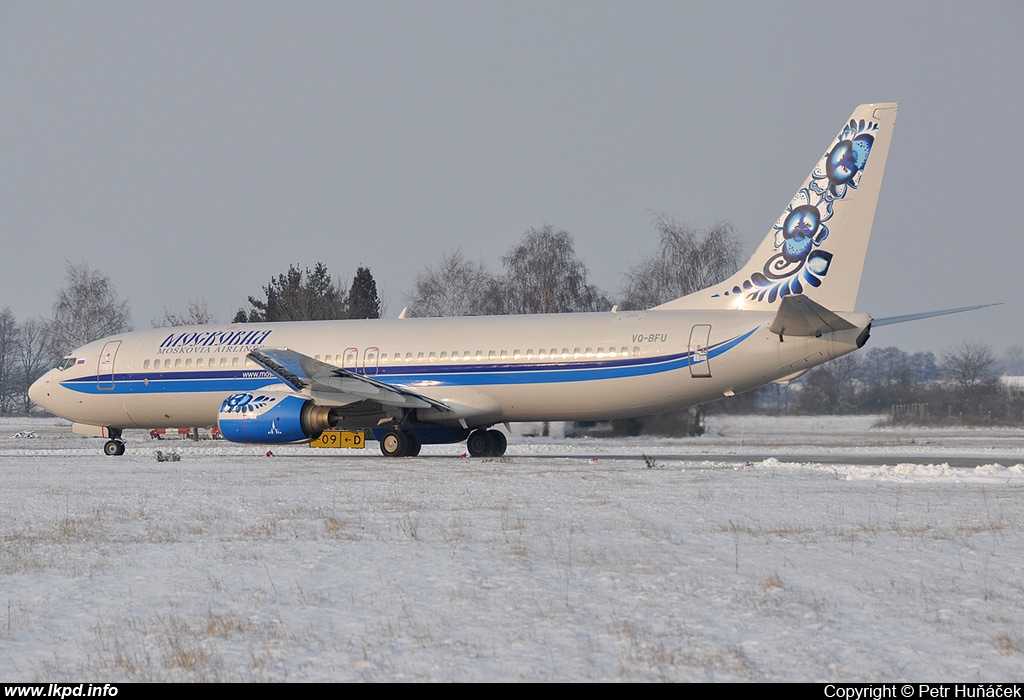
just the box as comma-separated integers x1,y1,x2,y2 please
2,415,1023,682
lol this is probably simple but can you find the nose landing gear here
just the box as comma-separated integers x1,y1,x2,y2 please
103,439,125,456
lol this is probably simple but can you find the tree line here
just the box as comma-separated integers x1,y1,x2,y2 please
778,341,1024,426
404,219,740,316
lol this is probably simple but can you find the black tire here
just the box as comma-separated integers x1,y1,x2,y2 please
104,440,125,456
380,428,410,457
405,431,422,456
487,429,507,457
466,429,493,457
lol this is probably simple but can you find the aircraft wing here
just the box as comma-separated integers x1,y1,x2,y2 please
248,348,450,412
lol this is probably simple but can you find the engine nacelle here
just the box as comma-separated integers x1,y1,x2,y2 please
217,391,338,444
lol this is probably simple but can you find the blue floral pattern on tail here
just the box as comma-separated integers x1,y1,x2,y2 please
714,116,880,304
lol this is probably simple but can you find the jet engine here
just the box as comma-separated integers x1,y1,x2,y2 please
217,391,338,444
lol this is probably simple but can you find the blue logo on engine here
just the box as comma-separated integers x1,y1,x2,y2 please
220,393,276,414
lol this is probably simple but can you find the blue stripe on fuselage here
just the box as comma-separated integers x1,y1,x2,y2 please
60,327,759,396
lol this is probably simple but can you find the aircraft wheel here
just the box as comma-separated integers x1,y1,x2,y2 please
380,428,410,457
405,431,422,456
487,429,507,457
466,429,494,457
103,439,125,456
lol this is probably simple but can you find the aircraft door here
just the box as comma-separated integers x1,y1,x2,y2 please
363,347,379,376
688,325,712,378
97,340,121,390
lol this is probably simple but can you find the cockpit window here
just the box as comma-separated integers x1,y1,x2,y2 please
57,357,79,371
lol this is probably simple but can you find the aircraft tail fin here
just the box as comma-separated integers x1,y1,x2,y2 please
655,102,898,312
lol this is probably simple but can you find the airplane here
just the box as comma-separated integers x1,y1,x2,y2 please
28,102,983,458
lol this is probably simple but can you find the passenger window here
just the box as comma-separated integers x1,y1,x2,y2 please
186,358,193,367
175,359,182,368
143,360,150,369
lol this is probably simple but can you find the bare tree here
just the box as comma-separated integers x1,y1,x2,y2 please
0,307,19,414
860,346,914,388
796,353,861,414
49,262,132,358
501,225,610,314
153,299,216,328
15,318,50,413
942,341,998,396
621,217,742,309
1003,345,1024,376
407,249,503,317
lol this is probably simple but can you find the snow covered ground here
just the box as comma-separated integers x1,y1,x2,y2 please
2,415,1023,681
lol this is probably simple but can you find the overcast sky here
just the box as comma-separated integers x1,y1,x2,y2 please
1,1,1020,354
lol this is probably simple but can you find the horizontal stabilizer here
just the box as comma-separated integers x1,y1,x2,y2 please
872,303,1000,327
768,294,856,338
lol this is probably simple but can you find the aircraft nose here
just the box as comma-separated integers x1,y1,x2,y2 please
29,371,53,410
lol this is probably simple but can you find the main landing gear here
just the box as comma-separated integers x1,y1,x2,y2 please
466,429,507,458
377,427,508,457
379,428,422,457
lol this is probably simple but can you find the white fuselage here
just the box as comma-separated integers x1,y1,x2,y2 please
29,308,870,432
